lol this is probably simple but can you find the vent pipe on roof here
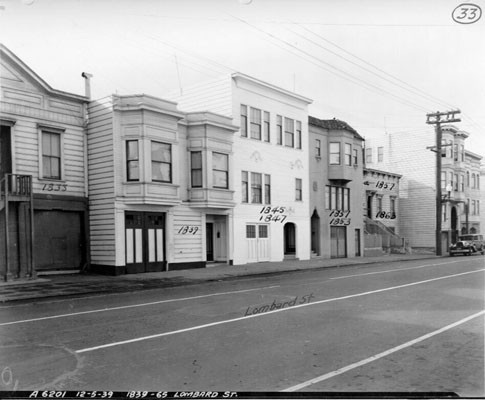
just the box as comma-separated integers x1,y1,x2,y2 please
81,72,93,99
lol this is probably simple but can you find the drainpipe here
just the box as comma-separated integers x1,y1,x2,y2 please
81,72,93,99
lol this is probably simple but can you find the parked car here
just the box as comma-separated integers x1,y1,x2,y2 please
449,234,485,256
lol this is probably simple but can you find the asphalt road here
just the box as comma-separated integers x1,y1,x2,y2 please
0,257,484,396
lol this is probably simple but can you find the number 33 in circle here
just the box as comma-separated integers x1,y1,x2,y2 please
452,3,482,24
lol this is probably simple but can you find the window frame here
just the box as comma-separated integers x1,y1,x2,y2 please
41,130,62,180
344,143,352,166
212,152,229,189
365,148,372,164
315,139,321,157
240,104,248,138
296,120,302,149
377,146,384,162
276,115,283,145
251,172,262,204
295,178,302,201
126,139,140,182
151,141,172,183
263,111,270,142
241,171,249,203
190,151,202,188
284,117,294,148
329,142,341,165
250,107,262,140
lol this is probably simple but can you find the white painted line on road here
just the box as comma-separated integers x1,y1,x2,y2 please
0,285,280,326
282,310,485,392
75,268,485,354
329,260,473,280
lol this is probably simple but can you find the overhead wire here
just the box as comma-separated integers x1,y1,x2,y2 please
229,14,431,113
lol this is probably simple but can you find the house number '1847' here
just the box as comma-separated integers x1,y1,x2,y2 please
177,226,199,235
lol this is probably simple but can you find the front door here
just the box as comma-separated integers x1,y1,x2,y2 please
0,125,12,178
125,212,165,273
331,226,347,258
206,223,214,262
284,223,296,255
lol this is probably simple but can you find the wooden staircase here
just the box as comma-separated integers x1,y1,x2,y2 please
1,173,35,281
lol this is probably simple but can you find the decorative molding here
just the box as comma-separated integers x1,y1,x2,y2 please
250,151,262,163
290,159,303,169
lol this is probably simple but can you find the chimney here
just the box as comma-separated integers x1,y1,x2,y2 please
81,72,93,99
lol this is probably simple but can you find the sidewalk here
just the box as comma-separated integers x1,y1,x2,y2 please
0,253,441,303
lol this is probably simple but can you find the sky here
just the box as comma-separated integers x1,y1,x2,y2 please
1,0,484,158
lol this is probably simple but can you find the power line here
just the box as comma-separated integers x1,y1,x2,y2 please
288,23,458,111
229,14,431,113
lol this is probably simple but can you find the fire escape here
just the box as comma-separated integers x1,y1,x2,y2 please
1,173,35,281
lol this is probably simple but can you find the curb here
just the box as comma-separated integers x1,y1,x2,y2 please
0,255,442,303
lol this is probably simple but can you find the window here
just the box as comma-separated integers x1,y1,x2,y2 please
441,171,446,189
377,196,383,213
284,118,294,148
378,147,383,162
460,174,464,192
191,151,202,188
345,143,352,166
295,178,302,201
353,149,358,165
472,173,476,188
263,111,270,142
264,174,271,204
442,203,447,222
241,171,248,203
151,141,172,182
390,197,396,214
126,140,139,182
315,139,321,157
42,131,61,179
246,225,256,238
454,174,458,191
259,225,268,238
461,145,465,161
326,185,350,210
477,175,480,189
251,172,262,204
212,152,228,189
467,171,470,187
365,148,372,164
454,143,458,161
276,115,283,145
472,200,476,215
240,105,248,137
449,172,454,189
477,200,480,215
440,140,447,157
250,107,262,140
329,142,341,165
296,121,302,149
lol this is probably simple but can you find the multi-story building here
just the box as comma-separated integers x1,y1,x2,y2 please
87,94,238,274
0,44,89,279
309,117,364,258
365,126,482,251
170,73,313,265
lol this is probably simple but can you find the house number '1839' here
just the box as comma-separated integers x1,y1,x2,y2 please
177,226,199,235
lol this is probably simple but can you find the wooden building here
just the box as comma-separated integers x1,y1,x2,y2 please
0,44,89,279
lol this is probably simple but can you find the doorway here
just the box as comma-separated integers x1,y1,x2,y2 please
125,212,165,273
451,206,458,244
0,125,12,177
206,223,214,262
284,222,296,255
311,210,320,256
331,226,347,258
366,194,373,218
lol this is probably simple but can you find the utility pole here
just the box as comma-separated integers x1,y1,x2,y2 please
426,110,461,256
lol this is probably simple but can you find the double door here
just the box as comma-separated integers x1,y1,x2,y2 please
330,226,347,258
246,224,270,262
125,212,165,273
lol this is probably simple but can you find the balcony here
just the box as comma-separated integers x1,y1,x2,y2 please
0,174,32,210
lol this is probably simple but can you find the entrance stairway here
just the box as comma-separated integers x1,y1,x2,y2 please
0,173,35,281
364,217,409,254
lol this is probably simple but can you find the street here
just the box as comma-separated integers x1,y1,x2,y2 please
0,257,484,396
